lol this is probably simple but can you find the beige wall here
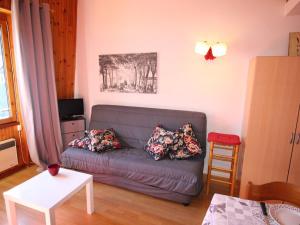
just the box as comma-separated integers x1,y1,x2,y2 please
75,0,300,171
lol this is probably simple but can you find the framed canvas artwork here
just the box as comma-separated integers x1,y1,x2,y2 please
99,52,157,94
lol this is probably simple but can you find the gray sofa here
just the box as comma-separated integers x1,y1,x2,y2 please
61,105,207,204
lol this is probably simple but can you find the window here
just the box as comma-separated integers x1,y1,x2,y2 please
0,13,16,124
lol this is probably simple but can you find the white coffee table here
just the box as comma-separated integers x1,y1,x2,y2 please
3,168,94,225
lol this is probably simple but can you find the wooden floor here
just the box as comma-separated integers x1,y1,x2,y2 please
0,166,230,225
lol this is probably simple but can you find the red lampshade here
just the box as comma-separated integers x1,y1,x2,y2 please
204,47,216,60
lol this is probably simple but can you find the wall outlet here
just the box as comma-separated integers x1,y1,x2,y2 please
17,124,22,131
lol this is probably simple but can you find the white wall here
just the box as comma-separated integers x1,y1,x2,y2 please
75,0,300,171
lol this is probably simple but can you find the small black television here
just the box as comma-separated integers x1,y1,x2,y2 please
58,98,84,120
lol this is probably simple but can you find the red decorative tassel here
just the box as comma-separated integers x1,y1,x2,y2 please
204,47,216,60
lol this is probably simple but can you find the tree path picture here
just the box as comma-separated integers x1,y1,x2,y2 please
99,52,158,94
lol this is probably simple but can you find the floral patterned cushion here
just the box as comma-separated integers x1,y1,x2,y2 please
169,123,202,159
68,135,91,149
68,129,122,152
88,129,122,152
144,126,174,160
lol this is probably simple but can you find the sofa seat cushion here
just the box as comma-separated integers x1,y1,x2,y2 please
61,147,204,196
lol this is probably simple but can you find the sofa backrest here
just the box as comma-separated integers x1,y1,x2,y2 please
89,105,207,152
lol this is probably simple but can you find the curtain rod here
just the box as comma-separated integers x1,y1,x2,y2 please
0,7,11,15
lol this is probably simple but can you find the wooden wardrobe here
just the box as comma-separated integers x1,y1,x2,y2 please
239,56,300,198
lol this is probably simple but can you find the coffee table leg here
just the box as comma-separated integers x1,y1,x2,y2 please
4,198,17,225
45,209,55,225
86,180,94,214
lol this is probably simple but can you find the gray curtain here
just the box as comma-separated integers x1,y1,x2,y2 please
12,0,62,168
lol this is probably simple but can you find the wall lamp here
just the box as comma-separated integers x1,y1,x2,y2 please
195,41,227,60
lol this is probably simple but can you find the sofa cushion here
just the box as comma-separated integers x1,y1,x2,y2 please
61,147,204,196
68,135,90,149
88,129,121,152
144,126,174,160
169,123,202,159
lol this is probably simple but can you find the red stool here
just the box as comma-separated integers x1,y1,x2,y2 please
206,132,241,196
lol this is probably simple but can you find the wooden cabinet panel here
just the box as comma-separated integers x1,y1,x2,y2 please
62,131,84,147
240,57,300,197
61,119,85,133
288,107,300,186
61,118,85,149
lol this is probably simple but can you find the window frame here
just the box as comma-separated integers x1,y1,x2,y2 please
0,13,17,125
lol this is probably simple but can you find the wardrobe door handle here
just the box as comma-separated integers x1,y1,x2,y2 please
290,133,295,144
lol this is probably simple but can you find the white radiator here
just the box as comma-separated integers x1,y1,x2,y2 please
0,138,18,172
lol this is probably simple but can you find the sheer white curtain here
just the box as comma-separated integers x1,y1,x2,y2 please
12,0,62,168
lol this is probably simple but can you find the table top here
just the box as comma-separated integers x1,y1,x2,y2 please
202,194,282,225
3,168,92,212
